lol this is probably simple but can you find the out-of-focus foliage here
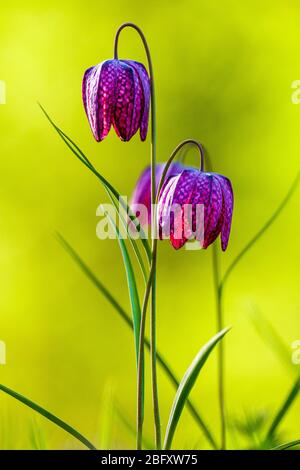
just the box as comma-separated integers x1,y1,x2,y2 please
0,0,300,449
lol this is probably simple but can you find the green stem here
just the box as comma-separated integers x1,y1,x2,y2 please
58,233,219,449
114,22,161,450
148,48,161,452
212,244,226,449
137,139,205,449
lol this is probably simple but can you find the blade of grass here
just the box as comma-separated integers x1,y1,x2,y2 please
57,233,218,449
264,378,300,445
104,210,141,365
249,307,300,446
164,327,230,450
272,439,300,450
211,170,299,449
39,104,151,277
104,209,145,427
221,170,300,288
0,383,96,450
115,404,154,450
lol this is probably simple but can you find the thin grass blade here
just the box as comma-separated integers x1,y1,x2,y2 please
39,104,151,272
164,327,230,450
264,378,300,445
115,404,154,450
272,439,300,450
249,307,300,446
0,383,96,450
57,234,218,449
104,210,141,364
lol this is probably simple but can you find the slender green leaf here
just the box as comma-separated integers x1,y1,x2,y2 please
57,234,218,449
115,404,154,450
249,308,300,446
104,210,141,364
103,209,145,424
222,170,300,288
272,439,300,450
164,327,230,450
265,378,300,445
0,383,96,450
39,104,151,273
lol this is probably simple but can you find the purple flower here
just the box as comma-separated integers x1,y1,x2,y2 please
157,169,234,251
82,59,150,142
130,162,186,226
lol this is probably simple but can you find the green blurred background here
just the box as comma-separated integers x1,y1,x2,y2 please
0,0,300,449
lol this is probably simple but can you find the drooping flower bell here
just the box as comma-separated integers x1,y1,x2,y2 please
82,59,150,142
157,169,234,251
130,162,187,226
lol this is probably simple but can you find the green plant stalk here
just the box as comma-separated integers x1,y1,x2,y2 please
272,439,300,450
212,244,226,449
0,384,96,450
57,233,218,449
149,48,161,451
137,139,205,449
114,22,161,450
104,210,142,364
210,169,300,451
47,120,218,447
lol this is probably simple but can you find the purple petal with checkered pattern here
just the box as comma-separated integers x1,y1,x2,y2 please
190,173,213,237
203,176,223,249
82,59,150,142
158,175,181,240
168,170,198,249
156,169,233,251
82,60,115,141
215,174,234,251
123,61,150,141
112,61,136,141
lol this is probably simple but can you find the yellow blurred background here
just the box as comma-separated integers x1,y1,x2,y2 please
0,0,300,449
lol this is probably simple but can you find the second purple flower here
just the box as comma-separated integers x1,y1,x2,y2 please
158,169,234,251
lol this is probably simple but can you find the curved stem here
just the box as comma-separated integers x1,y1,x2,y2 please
138,138,206,449
157,139,205,199
212,244,226,449
114,22,161,450
177,141,205,167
